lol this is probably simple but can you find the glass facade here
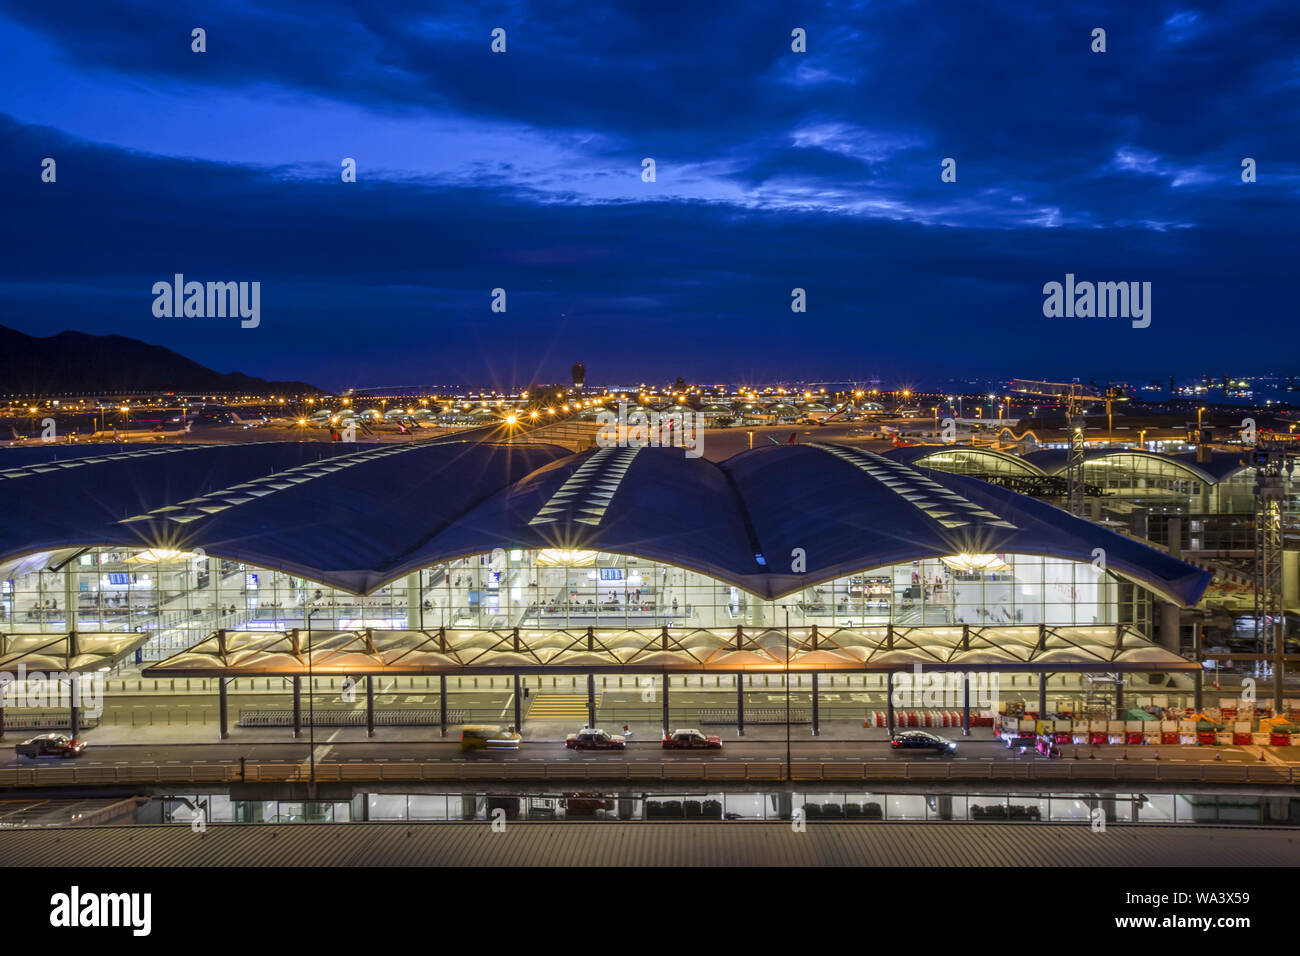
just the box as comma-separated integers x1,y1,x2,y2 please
1080,453,1210,505
0,545,1146,660
906,449,1040,477
913,449,1299,516
150,789,1300,826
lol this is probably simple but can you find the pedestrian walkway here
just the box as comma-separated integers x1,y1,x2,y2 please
527,694,599,720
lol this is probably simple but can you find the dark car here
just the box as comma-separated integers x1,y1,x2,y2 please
889,731,957,754
15,733,87,759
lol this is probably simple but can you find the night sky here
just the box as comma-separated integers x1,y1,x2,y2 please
1,1,1297,391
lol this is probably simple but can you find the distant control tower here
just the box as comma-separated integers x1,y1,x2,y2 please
571,361,586,392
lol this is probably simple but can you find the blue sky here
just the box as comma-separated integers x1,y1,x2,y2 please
1,0,1297,390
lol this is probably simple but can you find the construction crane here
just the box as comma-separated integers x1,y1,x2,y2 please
1009,380,1128,516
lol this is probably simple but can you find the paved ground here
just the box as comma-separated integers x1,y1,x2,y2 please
39,662,1231,746
4,820,1298,867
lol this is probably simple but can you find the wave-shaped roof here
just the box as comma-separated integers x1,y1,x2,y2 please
0,440,1210,604
883,444,1046,474
1018,447,1245,483
888,444,1248,483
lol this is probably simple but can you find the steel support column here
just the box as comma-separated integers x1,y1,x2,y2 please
218,678,228,740
1159,602,1181,655
365,676,375,737
292,677,302,738
1275,653,1285,716
1115,676,1123,714
439,674,447,737
811,673,820,736
514,673,522,733
69,672,80,738
736,673,744,736
886,671,895,736
1038,673,1047,718
586,673,596,727
1193,668,1203,712
662,673,669,735
962,673,971,736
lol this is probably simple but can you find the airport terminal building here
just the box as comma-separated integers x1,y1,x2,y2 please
0,439,1215,732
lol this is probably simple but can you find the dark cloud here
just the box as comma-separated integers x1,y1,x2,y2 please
0,1,1297,388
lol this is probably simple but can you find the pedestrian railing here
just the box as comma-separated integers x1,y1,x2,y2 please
1,713,100,731
697,708,811,724
236,708,465,727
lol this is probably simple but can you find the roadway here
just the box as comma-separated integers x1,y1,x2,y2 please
6,735,1294,770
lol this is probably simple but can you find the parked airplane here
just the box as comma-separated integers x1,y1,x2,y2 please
89,422,192,442
229,412,296,429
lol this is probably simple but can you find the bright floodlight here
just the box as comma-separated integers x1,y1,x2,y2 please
940,553,1011,573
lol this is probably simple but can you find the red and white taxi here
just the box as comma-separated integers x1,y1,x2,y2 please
661,728,723,750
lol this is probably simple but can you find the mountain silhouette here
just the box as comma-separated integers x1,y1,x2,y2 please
0,325,318,394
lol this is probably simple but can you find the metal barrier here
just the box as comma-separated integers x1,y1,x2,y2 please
1,714,101,731
697,708,811,724
0,759,1295,787
236,708,464,728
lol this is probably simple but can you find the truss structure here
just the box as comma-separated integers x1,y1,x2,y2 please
139,623,1200,677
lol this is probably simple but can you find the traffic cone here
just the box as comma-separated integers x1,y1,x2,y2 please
1121,748,1128,760
1259,749,1267,761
